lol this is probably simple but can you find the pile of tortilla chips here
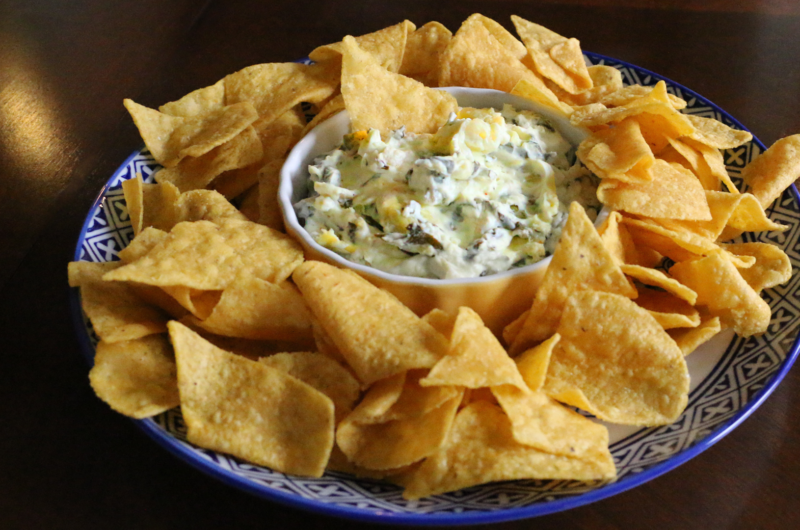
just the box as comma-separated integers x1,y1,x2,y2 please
69,14,800,499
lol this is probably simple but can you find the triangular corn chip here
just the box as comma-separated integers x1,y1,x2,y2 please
169,321,334,477
544,290,689,425
292,261,447,385
510,203,637,354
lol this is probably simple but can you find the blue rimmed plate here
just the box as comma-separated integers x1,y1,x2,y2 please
70,52,800,525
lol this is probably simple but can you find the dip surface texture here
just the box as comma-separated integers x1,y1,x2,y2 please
295,105,599,279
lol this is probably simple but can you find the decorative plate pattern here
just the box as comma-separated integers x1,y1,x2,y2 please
70,52,800,525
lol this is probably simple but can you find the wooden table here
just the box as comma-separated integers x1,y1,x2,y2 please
2,1,799,528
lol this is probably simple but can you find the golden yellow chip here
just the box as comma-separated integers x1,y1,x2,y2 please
256,158,285,231
597,160,711,220
183,275,311,341
511,15,592,94
402,401,616,500
721,242,792,292
310,20,415,73
341,36,458,134
421,307,527,390
159,79,225,118
224,61,339,128
293,261,447,385
741,135,800,208
544,290,689,425
510,78,573,117
510,203,637,354
546,65,623,107
570,82,693,135
153,125,263,193
311,315,347,364
492,385,612,460
121,174,145,235
668,316,723,356
398,21,453,86
347,372,407,423
597,211,661,267
169,321,335,477
106,231,157,277
469,14,528,60
514,333,560,392
669,251,771,336
161,286,221,319
89,334,179,419
502,308,529,346
69,261,168,342
619,264,698,305
103,221,243,290
421,308,457,340
682,137,738,194
439,15,551,95
577,118,654,182
217,218,304,284
633,287,700,329
124,99,259,168
175,189,248,225
253,106,305,161
622,217,719,263
599,84,686,109
336,394,460,470
259,352,360,424
686,114,753,149
138,180,182,233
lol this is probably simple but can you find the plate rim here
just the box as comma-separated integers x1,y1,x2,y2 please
69,51,800,525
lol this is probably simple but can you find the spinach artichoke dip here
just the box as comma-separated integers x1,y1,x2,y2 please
294,105,600,279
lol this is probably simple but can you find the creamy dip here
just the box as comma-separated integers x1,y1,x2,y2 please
294,105,599,279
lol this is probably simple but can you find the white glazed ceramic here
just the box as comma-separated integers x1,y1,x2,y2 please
278,87,591,334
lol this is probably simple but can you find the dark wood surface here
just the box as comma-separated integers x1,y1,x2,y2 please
2,1,799,528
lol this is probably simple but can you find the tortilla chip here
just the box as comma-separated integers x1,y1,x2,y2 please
669,251,771,336
69,261,169,342
184,275,311,341
421,308,457,340
440,15,551,95
720,242,792,292
577,118,654,182
512,16,592,94
217,218,304,283
510,78,573,117
224,61,340,127
292,261,447,385
421,307,527,390
633,287,701,329
122,174,145,235
89,334,179,419
103,221,243,290
302,94,346,136
741,135,800,208
169,321,334,477
402,401,616,500
160,79,225,118
619,264,698,305
544,290,689,425
310,20,415,73
341,35,458,134
492,385,612,460
668,316,722,355
259,352,360,423
597,160,711,220
510,202,637,354
336,394,460,470
256,159,285,231
686,114,753,149
154,125,263,193
398,21,453,86
514,333,560,391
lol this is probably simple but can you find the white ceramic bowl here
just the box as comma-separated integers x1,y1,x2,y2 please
279,87,591,335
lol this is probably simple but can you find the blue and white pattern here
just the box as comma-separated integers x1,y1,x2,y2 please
71,52,800,525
